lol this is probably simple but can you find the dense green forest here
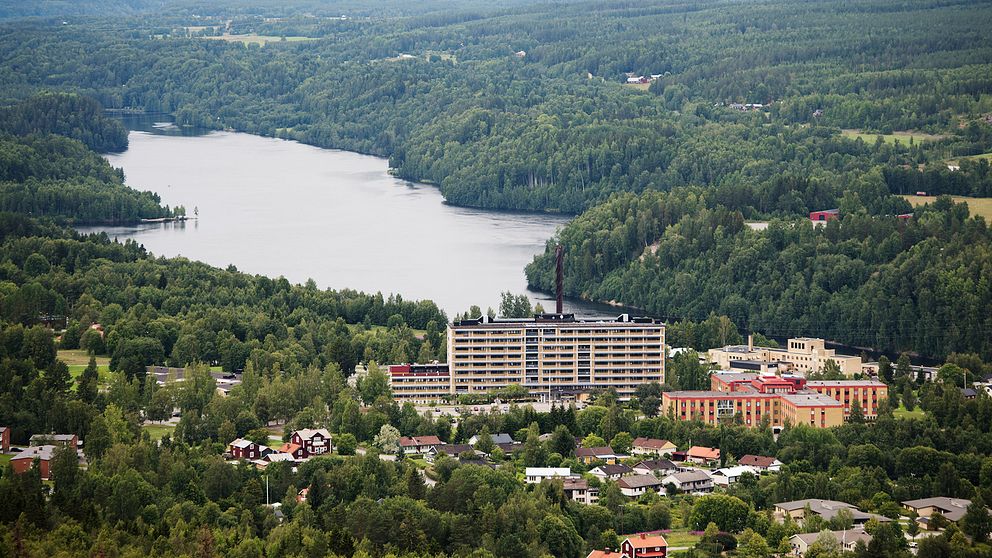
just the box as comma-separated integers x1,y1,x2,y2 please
526,187,992,359
1,0,990,213
0,93,177,223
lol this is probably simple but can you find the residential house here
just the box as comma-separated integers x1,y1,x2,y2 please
633,459,677,477
586,550,621,558
631,438,676,457
399,435,445,455
738,454,782,472
621,532,668,557
290,429,332,458
774,499,889,526
589,464,633,481
661,470,713,494
564,478,599,505
468,432,513,445
618,474,664,498
576,446,622,464
277,442,307,461
525,467,575,484
495,441,524,456
0,426,9,453
711,465,760,487
10,445,58,479
229,438,272,460
902,497,986,530
685,446,720,466
789,529,872,555
29,433,78,449
426,443,477,463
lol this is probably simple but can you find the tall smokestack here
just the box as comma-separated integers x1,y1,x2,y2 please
555,244,564,314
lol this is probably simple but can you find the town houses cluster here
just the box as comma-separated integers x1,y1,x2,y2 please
226,428,332,468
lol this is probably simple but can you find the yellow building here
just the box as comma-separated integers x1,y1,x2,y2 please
446,313,665,399
707,337,863,377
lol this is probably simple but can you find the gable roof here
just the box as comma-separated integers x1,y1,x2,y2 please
791,529,872,547
686,446,720,460
632,437,674,450
618,474,664,489
230,438,255,449
575,446,617,458
634,459,677,471
902,497,975,522
470,433,514,445
586,550,621,558
775,499,888,522
525,467,573,477
665,470,711,483
11,445,57,461
625,533,668,548
712,465,759,478
400,435,443,447
278,442,301,455
739,455,779,468
591,464,632,476
431,443,476,456
294,428,331,440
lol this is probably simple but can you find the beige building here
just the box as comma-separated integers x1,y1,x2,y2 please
708,337,862,377
446,313,665,399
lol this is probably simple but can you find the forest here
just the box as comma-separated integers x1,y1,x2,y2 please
0,0,990,213
526,186,992,360
0,93,177,224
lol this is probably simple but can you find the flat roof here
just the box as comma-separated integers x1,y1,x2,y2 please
453,313,663,327
781,393,844,407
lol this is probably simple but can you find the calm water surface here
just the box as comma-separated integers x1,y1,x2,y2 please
83,118,617,317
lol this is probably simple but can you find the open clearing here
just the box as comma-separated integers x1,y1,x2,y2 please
204,34,314,45
842,129,946,145
947,152,992,166
143,423,176,440
902,195,992,221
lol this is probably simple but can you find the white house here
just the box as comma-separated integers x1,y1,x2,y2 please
661,470,713,493
710,465,760,487
525,467,575,484
617,474,664,498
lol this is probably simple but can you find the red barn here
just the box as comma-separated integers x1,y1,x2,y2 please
809,209,840,222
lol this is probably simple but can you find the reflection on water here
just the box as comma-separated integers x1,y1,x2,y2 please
82,119,621,318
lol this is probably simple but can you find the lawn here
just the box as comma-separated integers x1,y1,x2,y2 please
0,454,11,467
59,350,111,383
893,404,926,420
842,129,946,145
947,152,992,166
143,423,176,441
204,34,314,46
656,530,701,548
902,195,992,221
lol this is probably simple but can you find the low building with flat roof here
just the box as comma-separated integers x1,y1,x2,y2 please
708,336,862,377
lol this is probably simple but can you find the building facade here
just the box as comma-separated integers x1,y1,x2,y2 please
388,363,452,403
446,313,665,399
708,337,862,376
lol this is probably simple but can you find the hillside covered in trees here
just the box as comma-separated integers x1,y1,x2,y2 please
0,0,990,213
0,92,178,223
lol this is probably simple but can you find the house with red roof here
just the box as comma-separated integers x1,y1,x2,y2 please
586,550,621,558
685,446,720,466
621,532,668,557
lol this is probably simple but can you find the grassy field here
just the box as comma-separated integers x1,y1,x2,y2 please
623,82,651,91
656,530,701,548
948,152,992,166
902,194,992,221
893,404,926,420
0,454,11,467
142,423,176,441
842,129,946,145
204,34,314,45
59,350,112,382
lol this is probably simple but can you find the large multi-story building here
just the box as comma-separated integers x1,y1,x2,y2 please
661,373,887,428
708,337,863,376
447,313,664,399
388,313,665,402
388,362,452,403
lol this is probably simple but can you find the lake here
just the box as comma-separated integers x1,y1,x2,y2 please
82,116,619,317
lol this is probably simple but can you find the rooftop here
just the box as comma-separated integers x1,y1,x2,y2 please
903,497,975,522
453,313,663,327
619,474,664,489
780,393,844,407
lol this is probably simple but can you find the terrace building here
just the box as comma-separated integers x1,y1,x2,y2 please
446,313,665,400
662,373,885,428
